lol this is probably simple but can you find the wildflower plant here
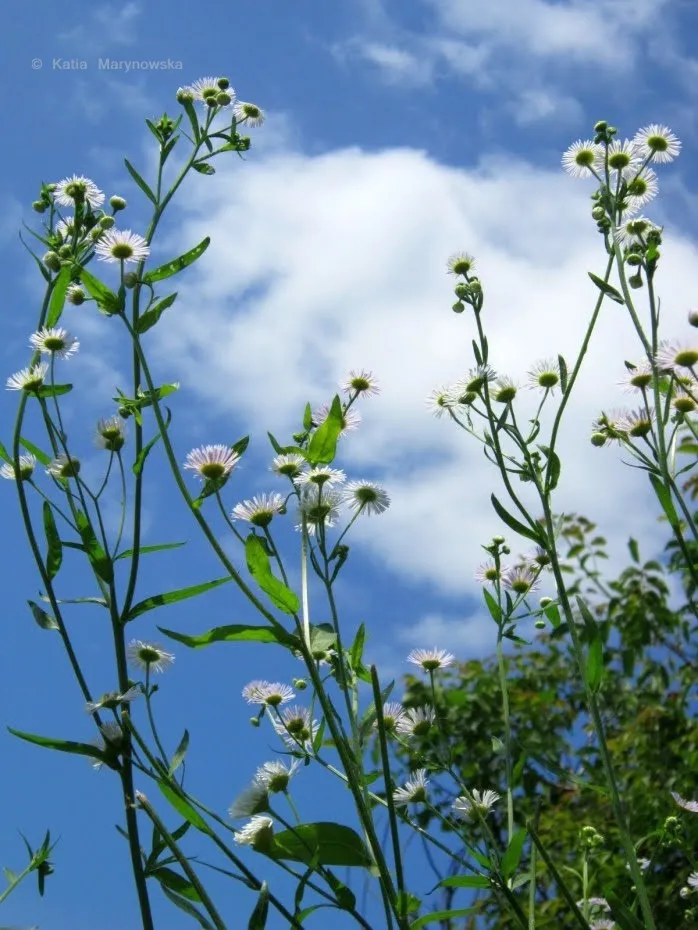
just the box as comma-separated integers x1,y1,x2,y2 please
2,73,696,930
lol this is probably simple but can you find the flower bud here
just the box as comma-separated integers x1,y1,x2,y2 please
90,227,104,242
176,87,195,103
217,77,230,90
292,678,308,691
502,545,510,555
629,273,643,289
452,301,465,313
123,272,139,288
625,253,642,266
534,619,546,629
591,431,606,447
67,285,86,306
58,245,73,259
454,284,468,299
99,215,115,230
689,309,698,328
110,195,127,212
249,716,261,727
493,535,505,545
43,251,61,272
539,596,553,608
32,200,47,213
216,92,232,107
594,120,608,133
591,206,605,220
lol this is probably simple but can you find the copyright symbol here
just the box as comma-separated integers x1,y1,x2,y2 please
31,58,42,69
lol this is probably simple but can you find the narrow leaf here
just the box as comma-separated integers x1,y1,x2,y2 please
501,828,527,878
649,473,680,527
482,588,502,623
604,890,646,930
410,908,478,929
75,511,113,584
115,542,185,561
159,623,297,649
245,534,300,614
192,161,215,175
151,866,200,901
36,383,73,398
19,438,50,466
490,494,543,544
126,576,231,623
439,875,490,889
588,271,625,304
558,354,568,394
79,267,122,314
158,783,212,835
28,600,59,631
143,237,210,284
124,158,157,204
132,409,172,476
42,501,62,580
136,292,178,335
168,729,189,776
8,727,112,768
159,884,215,930
46,265,72,327
248,882,270,930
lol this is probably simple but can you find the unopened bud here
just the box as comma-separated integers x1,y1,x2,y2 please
591,431,606,447
540,596,553,608
452,301,465,313
249,716,261,727
43,251,61,272
629,273,643,289
123,272,139,288
591,206,605,220
689,309,698,328
292,678,308,691
110,195,127,212
99,215,115,230
32,200,47,213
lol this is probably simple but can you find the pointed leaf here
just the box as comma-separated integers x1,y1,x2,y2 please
303,402,313,431
124,158,157,204
588,271,625,304
248,882,270,930
151,867,201,901
143,237,210,284
604,890,646,930
439,875,490,889
308,395,343,465
245,534,300,614
126,576,231,623
482,588,502,623
132,409,172,476
42,502,63,580
193,161,215,175
410,909,478,929
36,383,73,398
79,267,122,314
19,439,50,467
115,542,186,561
159,623,297,649
28,600,59,631
490,494,543,544
158,783,212,835
46,265,72,327
8,727,113,768
558,354,568,394
649,473,680,527
136,292,178,334
75,511,113,584
267,822,373,867
168,729,189,776
0,440,10,464
501,828,527,878
159,884,215,930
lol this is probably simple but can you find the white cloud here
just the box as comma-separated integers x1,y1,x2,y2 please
59,2,141,49
332,39,435,86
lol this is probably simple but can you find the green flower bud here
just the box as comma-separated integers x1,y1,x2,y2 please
57,245,73,259
539,596,553,608
32,200,47,213
625,253,643,266
688,309,698,328
110,195,127,212
292,678,308,691
123,272,139,289
99,215,115,230
43,251,61,272
454,283,468,299
452,301,465,313
534,619,546,629
493,536,505,545
591,206,605,220
594,120,608,133
217,77,230,90
591,431,607,447
216,92,232,107
249,716,261,727
629,273,643,289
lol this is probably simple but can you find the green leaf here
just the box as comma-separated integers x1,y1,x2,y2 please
490,494,543,544
143,237,211,284
36,383,72,398
245,534,300,615
168,729,189,776
125,576,231,623
46,265,72,327
558,354,568,394
115,542,185,561
604,890,646,930
482,588,502,623
349,623,366,672
132,409,172,476
152,866,201,902
303,402,313,431
8,727,113,768
79,267,122,314
136,292,178,334
0,440,10,463
75,511,113,584
588,271,625,304
628,537,640,564
267,822,373,867
159,884,215,930
42,501,62,580
410,908,478,928
544,447,561,492
19,438,50,466
159,622,297,649
192,161,216,175
233,435,250,457
649,473,680,527
501,828,527,878
439,874,490,889
248,882,270,930
586,635,603,692
28,600,59,631
124,158,157,204
308,395,344,465
543,602,561,628
158,783,212,835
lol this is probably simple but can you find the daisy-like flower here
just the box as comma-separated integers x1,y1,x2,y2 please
583,897,611,912
624,168,659,213
343,480,391,516
228,782,269,819
91,721,125,770
395,706,436,738
591,409,629,442
672,792,698,813
126,640,175,674
231,493,286,527
295,487,343,535
270,453,306,478
29,326,79,360
603,139,642,178
453,788,501,820
0,454,36,481
688,872,698,889
190,76,235,108
656,341,698,372
618,361,654,392
425,385,455,418
407,648,455,672
55,216,80,242
526,359,560,392
234,815,274,847
6,362,49,392
393,769,430,807
614,215,660,249
242,681,295,707
493,377,518,404
446,252,476,276
94,229,150,264
271,705,318,750
615,407,655,439
46,453,81,479
96,415,127,452
254,759,301,793
313,402,361,435
66,284,87,306
341,369,380,397
294,466,346,489
85,686,140,714
562,140,602,178
590,920,615,930
54,175,105,210
374,702,406,733
233,101,265,126
184,444,240,481
504,565,540,596
474,560,504,584
633,124,681,164
459,365,496,395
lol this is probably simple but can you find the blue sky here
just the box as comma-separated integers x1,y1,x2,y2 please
2,1,698,927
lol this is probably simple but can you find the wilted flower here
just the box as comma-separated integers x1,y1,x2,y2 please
341,369,380,397
85,686,140,714
254,759,301,793
54,175,105,210
91,721,125,770
633,124,681,164
46,454,81,479
234,815,274,847
453,788,500,819
393,769,430,807
228,782,269,819
184,444,240,481
231,493,286,527
6,362,49,392
343,480,390,516
0,454,36,481
126,640,175,674
242,681,295,707
94,229,150,264
407,648,455,672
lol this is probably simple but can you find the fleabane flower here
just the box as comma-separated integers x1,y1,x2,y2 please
425,385,455,418
503,565,540,596
562,140,602,178
190,76,235,108
614,216,660,248
46,453,81,479
228,782,269,819
242,681,295,707
526,359,560,392
624,167,658,213
313,403,361,435
672,792,698,813
374,702,406,733
475,560,504,584
493,377,518,404
234,815,274,847
55,216,80,242
66,284,87,305
231,493,285,527
270,453,306,478
453,788,500,820
341,369,380,397
395,706,436,738
6,362,49,392
460,365,496,395
184,444,240,481
407,648,455,672
294,467,346,489
54,175,105,209
393,769,430,807
91,722,125,770
94,229,150,264
85,686,140,714
343,480,390,516
603,139,642,178
615,407,655,438
126,640,175,674
446,252,476,276
233,101,265,126
271,705,318,751
295,487,343,535
0,454,36,481
96,416,127,452
633,124,681,164
619,361,654,392
656,341,698,372
687,872,698,889
254,759,301,794
29,327,79,359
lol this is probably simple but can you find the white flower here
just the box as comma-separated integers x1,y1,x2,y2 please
54,175,105,209
503,565,540,596
446,252,476,276
688,872,698,889
526,359,560,392
0,454,36,481
66,284,87,305
475,560,505,584
254,759,301,793
6,362,49,392
184,444,240,481
295,487,343,535
231,493,286,527
85,686,140,714
271,705,318,751
228,782,269,819
562,140,602,178
655,341,698,372
453,788,500,819
425,385,455,418
96,416,127,452
313,402,361,435
343,480,390,516
407,648,455,672
624,167,658,213
233,102,265,126
603,139,642,179
341,369,380,397
294,467,346,489
633,124,681,164
590,921,615,930
672,792,698,813
29,326,79,359
395,707,436,738
374,702,406,732
493,377,518,403
614,216,660,249
270,453,306,478
91,722,125,770
190,76,235,108
618,362,654,393
583,897,611,912
46,454,81,479
242,681,295,707
94,229,150,264
126,640,175,674
234,815,274,846
393,769,429,807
